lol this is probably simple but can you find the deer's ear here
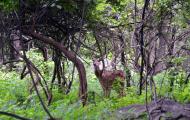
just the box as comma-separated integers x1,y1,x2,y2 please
92,57,98,61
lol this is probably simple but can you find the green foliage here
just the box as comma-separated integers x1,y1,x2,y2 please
0,0,18,12
171,57,187,65
173,84,190,103
112,77,124,94
87,0,134,26
1,60,190,119
26,48,54,80
1,0,190,119
155,68,190,104
0,56,150,120
155,0,190,28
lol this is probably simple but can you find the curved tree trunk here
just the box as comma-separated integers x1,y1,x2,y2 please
23,31,87,106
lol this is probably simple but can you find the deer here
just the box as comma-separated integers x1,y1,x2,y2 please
93,58,125,97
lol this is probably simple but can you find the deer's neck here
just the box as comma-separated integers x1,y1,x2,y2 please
94,66,103,79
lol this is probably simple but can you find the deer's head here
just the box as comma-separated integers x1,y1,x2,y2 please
92,58,100,67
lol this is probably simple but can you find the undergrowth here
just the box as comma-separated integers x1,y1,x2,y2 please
1,49,190,119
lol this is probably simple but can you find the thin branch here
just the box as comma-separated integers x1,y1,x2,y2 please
12,45,55,119
66,1,86,94
0,111,31,120
24,56,55,120
139,0,151,119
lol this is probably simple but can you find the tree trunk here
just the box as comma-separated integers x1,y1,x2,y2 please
23,31,88,105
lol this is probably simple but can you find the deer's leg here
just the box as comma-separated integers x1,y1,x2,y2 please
119,79,125,97
103,88,106,97
102,86,107,97
100,82,107,97
104,89,110,97
105,90,108,97
103,87,111,97
107,87,111,97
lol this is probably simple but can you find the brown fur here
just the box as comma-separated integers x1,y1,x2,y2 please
93,59,125,97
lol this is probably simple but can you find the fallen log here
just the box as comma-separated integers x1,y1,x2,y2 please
115,98,190,120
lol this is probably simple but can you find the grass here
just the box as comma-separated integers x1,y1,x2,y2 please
1,50,190,119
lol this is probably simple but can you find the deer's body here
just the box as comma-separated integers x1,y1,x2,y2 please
93,59,125,97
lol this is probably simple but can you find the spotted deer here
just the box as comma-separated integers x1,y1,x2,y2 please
93,58,125,97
